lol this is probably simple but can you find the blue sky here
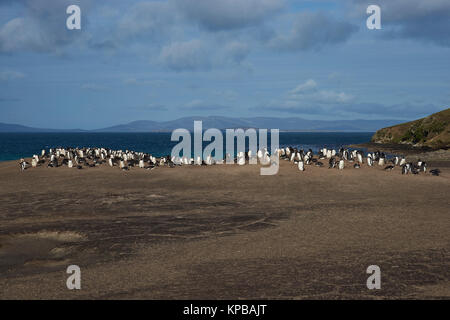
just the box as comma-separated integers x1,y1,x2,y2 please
0,0,449,129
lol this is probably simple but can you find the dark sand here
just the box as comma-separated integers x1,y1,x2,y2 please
0,158,449,299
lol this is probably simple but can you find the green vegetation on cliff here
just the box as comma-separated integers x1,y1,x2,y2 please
371,108,450,149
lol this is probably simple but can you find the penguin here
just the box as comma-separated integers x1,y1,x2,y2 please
420,161,427,172
384,165,394,171
353,163,361,169
315,161,324,167
394,156,399,166
261,153,271,165
237,153,245,165
343,149,348,160
338,159,344,170
19,158,28,171
304,154,310,165
285,147,292,158
430,169,440,176
326,149,332,159
290,152,296,162
298,160,305,171
401,165,408,175
328,157,336,169
257,149,263,159
357,152,363,164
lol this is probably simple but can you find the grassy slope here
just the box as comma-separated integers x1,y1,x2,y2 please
371,108,450,149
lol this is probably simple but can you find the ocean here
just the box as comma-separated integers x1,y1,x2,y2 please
0,132,374,161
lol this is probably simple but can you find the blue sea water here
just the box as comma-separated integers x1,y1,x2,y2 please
0,132,374,161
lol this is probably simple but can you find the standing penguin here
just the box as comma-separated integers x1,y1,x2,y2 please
237,155,245,165
357,152,363,164
394,156,399,166
338,159,344,170
329,157,336,169
401,165,408,175
290,152,296,162
298,160,305,171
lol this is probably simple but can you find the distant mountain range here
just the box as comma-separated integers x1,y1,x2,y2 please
0,116,405,133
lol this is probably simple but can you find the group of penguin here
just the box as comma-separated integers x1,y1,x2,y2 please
18,147,273,171
20,147,162,171
19,146,441,176
279,147,441,176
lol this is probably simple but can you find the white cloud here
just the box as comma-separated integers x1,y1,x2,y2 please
290,79,317,94
159,39,212,71
316,90,354,104
116,1,175,41
270,12,358,51
0,0,89,53
289,80,353,104
349,0,450,47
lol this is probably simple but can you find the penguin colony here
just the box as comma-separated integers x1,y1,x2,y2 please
17,147,272,171
279,147,440,176
18,146,441,176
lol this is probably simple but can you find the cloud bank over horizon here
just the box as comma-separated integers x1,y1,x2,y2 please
0,0,449,129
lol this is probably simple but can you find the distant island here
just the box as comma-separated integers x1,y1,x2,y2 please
0,116,405,133
371,108,450,150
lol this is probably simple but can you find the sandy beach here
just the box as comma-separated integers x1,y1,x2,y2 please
0,157,449,299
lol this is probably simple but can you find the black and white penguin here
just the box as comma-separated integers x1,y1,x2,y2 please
401,165,408,175
430,169,440,176
394,156,399,166
419,161,427,172
315,161,324,167
357,151,363,164
328,157,336,169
